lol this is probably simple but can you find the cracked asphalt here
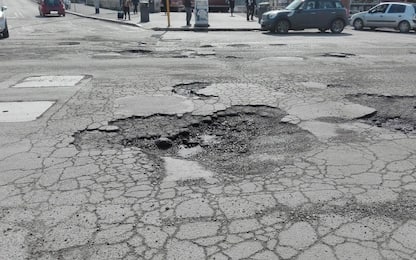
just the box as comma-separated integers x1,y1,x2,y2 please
2,1,416,258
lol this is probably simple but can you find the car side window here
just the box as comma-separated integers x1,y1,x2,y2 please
388,4,405,13
318,0,335,9
370,4,388,13
305,1,316,10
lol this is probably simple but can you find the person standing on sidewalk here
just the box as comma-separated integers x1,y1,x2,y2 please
245,0,256,21
132,0,139,14
184,0,193,26
123,0,131,20
228,0,235,16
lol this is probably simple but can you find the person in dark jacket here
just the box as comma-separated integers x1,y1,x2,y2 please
228,0,235,16
245,0,256,21
184,0,193,26
132,0,139,14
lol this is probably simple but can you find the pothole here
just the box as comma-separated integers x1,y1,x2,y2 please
321,52,356,58
119,49,153,55
58,42,80,46
327,83,352,88
172,82,212,98
227,44,250,48
73,106,317,178
347,93,416,134
200,44,214,48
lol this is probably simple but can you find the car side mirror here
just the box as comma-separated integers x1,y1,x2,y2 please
1,6,7,11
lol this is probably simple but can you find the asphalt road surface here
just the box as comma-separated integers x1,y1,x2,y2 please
1,0,416,259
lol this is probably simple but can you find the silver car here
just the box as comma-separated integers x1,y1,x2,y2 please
0,6,8,39
351,2,416,33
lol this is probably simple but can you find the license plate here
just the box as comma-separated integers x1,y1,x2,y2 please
51,11,58,14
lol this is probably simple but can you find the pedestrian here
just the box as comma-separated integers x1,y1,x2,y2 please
132,0,139,14
184,0,193,26
228,0,235,16
163,0,168,14
94,0,100,14
122,0,131,20
245,0,256,21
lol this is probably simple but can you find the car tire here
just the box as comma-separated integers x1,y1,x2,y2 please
3,24,8,38
319,28,327,33
370,27,376,30
398,21,410,33
275,20,289,34
330,19,344,34
353,18,363,30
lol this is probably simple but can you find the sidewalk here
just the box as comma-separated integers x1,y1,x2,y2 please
66,3,261,31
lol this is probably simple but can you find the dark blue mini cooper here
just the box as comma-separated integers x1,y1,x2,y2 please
261,0,348,33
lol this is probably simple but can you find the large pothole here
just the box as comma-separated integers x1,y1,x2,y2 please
347,94,416,134
73,106,318,178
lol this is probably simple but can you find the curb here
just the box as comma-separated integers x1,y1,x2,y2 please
67,11,260,31
66,11,147,29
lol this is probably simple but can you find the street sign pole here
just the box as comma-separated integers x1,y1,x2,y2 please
166,0,171,27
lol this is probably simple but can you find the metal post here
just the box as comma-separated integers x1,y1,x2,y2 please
166,0,171,27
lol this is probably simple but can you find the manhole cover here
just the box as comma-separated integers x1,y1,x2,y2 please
12,75,86,88
347,94,416,134
0,101,55,122
73,106,317,179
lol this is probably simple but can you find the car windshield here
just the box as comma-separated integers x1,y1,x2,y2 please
45,0,60,5
286,0,304,10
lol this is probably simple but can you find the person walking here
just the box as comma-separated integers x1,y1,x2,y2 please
122,0,131,20
228,0,235,16
132,0,139,14
184,0,193,26
245,0,256,21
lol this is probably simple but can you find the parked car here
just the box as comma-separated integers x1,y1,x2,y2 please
350,2,416,33
260,0,348,33
39,0,66,17
0,6,8,39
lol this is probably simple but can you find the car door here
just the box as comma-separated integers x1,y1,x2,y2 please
290,0,320,29
316,0,338,28
381,4,407,28
362,3,389,27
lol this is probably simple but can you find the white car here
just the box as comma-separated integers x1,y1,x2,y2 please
0,6,8,39
350,2,416,33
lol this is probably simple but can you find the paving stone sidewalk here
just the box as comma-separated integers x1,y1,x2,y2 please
67,2,261,30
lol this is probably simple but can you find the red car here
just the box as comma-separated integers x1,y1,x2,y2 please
39,0,65,17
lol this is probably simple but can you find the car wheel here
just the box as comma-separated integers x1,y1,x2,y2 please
370,27,376,30
330,19,344,33
398,21,410,33
3,24,8,38
353,18,363,30
275,20,289,34
319,28,327,33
